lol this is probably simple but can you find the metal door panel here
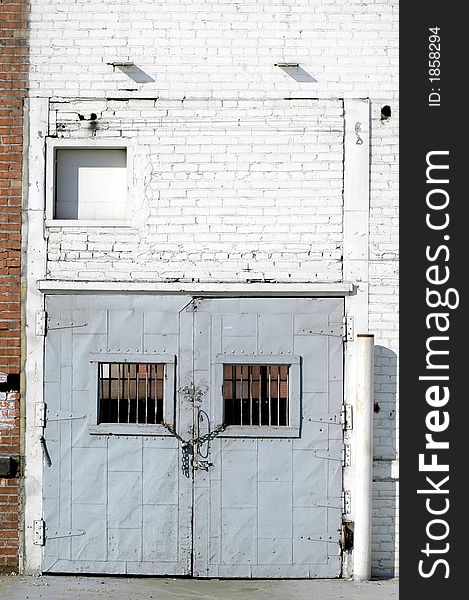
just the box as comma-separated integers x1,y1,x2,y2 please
70,308,107,335
221,507,257,565
192,297,344,578
108,471,142,528
293,421,329,450
142,504,179,561
302,392,328,417
107,310,143,351
221,335,257,355
258,441,292,483
292,453,329,507
71,404,106,448
71,447,107,503
71,503,107,561
71,335,107,390
258,314,293,353
108,528,141,561
294,336,328,392
108,437,141,471
293,507,329,563
142,447,179,501
43,294,192,575
44,295,343,578
222,313,257,336
143,310,180,335
258,537,293,565
221,449,257,508
49,559,126,575
258,482,292,538
143,334,179,354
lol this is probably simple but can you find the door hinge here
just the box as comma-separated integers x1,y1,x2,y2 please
297,324,342,337
307,531,341,542
33,519,45,546
342,490,352,515
342,315,354,342
341,405,353,430
45,526,85,540
308,412,341,425
35,310,47,336
47,319,88,331
342,444,351,467
35,402,46,427
33,519,85,544
46,409,87,421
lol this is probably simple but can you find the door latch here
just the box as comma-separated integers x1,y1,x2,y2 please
193,460,214,471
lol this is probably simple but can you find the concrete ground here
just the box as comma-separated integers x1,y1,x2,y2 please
0,575,398,600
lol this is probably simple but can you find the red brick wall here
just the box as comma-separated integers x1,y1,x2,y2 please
0,0,28,573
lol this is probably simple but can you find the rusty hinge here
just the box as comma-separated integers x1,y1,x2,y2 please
342,490,352,515
33,519,45,546
35,310,47,336
341,405,353,430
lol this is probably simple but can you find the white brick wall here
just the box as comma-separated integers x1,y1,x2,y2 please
46,99,344,282
29,0,398,100
28,0,399,578
369,102,399,576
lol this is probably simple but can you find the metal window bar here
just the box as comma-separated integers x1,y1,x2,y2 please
223,364,290,426
98,362,165,425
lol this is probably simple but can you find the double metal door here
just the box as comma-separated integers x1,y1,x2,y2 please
43,295,343,577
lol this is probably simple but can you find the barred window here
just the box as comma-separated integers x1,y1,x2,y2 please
223,364,290,426
98,363,165,425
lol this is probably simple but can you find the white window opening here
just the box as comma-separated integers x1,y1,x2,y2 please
53,147,127,221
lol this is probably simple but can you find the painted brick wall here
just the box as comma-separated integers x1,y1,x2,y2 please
27,0,399,577
369,103,399,576
46,99,344,282
0,0,27,573
0,392,21,572
28,0,397,100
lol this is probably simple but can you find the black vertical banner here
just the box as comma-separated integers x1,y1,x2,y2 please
401,3,465,596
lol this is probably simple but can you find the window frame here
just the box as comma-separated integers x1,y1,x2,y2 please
45,138,133,227
87,353,176,436
214,354,302,438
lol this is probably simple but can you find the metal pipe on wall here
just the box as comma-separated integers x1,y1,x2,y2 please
353,334,375,581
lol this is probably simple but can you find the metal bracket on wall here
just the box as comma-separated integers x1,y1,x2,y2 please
341,405,353,430
33,519,45,546
35,310,47,336
342,490,352,515
35,402,46,427
343,315,354,342
342,444,351,467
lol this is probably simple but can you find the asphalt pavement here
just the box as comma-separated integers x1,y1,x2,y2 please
0,575,398,600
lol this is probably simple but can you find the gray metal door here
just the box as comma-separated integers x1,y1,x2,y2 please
191,298,344,578
42,295,343,577
42,294,194,575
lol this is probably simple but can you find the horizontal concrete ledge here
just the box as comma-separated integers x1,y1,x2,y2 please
38,280,355,297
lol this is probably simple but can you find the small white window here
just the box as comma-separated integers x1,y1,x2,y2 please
46,140,132,226
55,148,127,220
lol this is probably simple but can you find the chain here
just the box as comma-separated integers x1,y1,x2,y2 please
181,442,193,478
193,422,227,446
162,421,226,478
